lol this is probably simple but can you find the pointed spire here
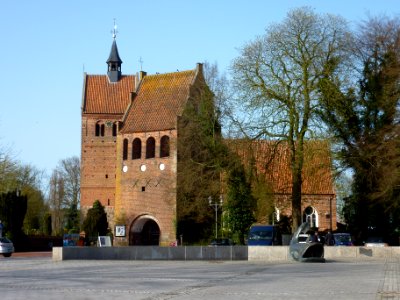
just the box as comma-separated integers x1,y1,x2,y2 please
107,19,122,82
107,40,122,65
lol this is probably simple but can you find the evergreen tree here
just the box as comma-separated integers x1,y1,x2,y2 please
318,16,400,243
82,200,108,243
225,164,256,244
65,203,80,233
176,70,230,244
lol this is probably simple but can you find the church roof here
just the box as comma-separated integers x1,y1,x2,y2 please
121,69,196,133
228,140,335,195
82,75,135,114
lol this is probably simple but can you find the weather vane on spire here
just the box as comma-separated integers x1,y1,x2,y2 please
112,18,118,40
139,57,144,71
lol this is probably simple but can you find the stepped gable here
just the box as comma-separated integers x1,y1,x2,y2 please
121,70,196,133
229,139,335,195
82,75,135,114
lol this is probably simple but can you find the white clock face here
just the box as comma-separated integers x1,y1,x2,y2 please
159,163,165,171
122,165,128,173
140,164,146,172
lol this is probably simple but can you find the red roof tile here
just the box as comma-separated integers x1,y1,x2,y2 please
121,70,196,133
229,140,335,195
82,75,135,114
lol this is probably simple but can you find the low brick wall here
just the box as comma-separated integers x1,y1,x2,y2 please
248,246,400,261
324,246,400,260
53,246,248,261
248,246,290,261
52,246,400,261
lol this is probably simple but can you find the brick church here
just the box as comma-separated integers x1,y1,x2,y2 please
81,34,337,246
80,33,211,246
230,140,337,233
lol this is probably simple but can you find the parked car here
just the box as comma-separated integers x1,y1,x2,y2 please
0,237,14,257
333,233,353,246
247,225,281,246
209,238,234,246
364,237,388,247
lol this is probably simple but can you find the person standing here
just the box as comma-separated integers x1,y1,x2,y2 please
0,220,4,237
325,231,334,246
312,231,321,243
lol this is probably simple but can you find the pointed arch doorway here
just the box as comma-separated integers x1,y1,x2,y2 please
303,206,319,228
129,215,161,245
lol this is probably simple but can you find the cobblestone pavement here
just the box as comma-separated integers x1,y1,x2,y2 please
0,255,399,299
377,259,400,300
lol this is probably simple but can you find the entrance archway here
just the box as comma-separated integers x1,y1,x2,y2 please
129,215,161,245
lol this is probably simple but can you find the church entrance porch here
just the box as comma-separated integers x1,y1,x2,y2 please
129,215,160,245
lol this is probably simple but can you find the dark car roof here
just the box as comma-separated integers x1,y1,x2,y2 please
0,237,12,243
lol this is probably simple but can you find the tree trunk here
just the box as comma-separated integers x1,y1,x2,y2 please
291,169,302,233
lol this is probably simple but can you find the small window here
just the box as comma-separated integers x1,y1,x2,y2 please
123,139,128,160
146,137,155,159
160,136,170,158
112,123,117,136
95,123,100,136
132,138,142,159
100,124,105,137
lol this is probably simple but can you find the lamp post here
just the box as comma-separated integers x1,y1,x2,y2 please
209,196,223,239
329,195,333,232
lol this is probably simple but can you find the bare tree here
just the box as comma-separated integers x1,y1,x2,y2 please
58,156,80,207
230,7,349,231
48,156,80,235
203,62,233,133
0,146,19,194
17,164,47,234
48,169,65,235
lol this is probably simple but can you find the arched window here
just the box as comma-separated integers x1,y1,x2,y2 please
274,207,280,223
160,135,170,158
112,123,117,137
303,206,319,228
123,139,128,160
146,137,155,159
132,138,141,159
100,124,105,137
95,123,100,136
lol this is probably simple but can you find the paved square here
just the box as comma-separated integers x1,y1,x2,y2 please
0,256,398,299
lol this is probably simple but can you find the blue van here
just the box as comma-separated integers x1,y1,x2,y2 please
247,225,281,246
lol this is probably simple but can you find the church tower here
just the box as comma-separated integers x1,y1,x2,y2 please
80,22,135,228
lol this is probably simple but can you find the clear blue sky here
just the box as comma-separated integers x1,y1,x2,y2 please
0,1,398,177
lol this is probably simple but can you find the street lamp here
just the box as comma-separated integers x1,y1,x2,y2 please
209,196,223,239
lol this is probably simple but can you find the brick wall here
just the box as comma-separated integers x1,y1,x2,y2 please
115,130,177,245
276,194,337,232
81,115,122,209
